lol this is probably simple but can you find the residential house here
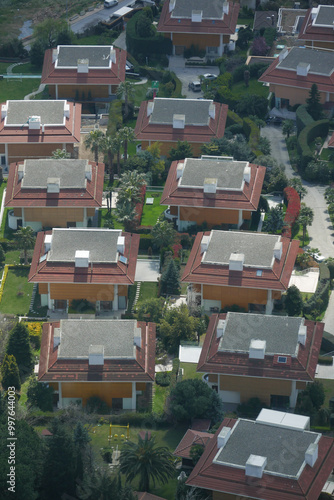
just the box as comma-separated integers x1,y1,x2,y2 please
186,409,334,500
41,45,126,112
5,159,104,231
198,312,323,408
0,99,81,168
38,319,155,410
174,429,214,468
157,0,239,56
253,11,277,32
259,46,334,108
298,5,334,51
161,156,266,231
182,230,299,314
134,98,228,157
28,228,140,313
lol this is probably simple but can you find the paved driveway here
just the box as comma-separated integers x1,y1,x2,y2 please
168,55,219,98
135,259,160,282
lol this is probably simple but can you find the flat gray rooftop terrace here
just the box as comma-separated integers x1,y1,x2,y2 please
277,47,334,76
48,228,122,263
180,158,247,190
6,100,65,125
203,231,280,268
314,5,334,26
21,159,89,189
215,420,319,478
150,98,211,126
57,45,112,68
172,0,225,19
57,319,138,359
219,312,303,356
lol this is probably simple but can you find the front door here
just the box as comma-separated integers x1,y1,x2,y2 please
100,301,113,311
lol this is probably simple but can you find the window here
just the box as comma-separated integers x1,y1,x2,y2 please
278,356,287,363
0,155,6,166
256,270,263,276
207,46,218,54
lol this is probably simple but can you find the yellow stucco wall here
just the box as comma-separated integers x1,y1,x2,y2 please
203,285,277,309
7,143,74,164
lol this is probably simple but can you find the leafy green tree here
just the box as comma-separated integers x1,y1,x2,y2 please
0,353,21,390
30,39,48,68
51,148,70,159
236,94,268,119
258,136,271,155
27,376,53,411
136,13,154,37
15,225,35,264
168,141,193,161
151,220,175,250
298,204,314,246
159,304,201,354
169,378,224,423
288,178,307,200
115,201,138,231
262,205,284,233
84,129,105,164
119,433,175,492
160,258,180,296
136,297,166,323
101,135,115,184
116,81,135,119
190,444,205,465
285,285,303,316
111,132,123,177
6,322,34,378
282,119,294,139
77,471,136,500
34,18,68,48
306,84,323,120
73,421,91,482
115,170,146,230
118,126,135,162
306,380,325,410
236,25,253,49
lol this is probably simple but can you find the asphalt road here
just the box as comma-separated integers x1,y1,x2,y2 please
71,1,133,33
168,56,219,98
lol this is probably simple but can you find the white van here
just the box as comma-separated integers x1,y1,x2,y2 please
104,0,118,8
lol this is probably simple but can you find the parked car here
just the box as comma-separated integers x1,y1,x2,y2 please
266,116,282,125
313,253,326,263
203,73,217,80
104,0,118,7
188,81,201,92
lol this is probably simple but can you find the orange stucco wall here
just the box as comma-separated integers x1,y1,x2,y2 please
305,40,334,50
203,284,281,309
180,207,239,225
172,33,221,50
7,143,74,164
269,83,330,106
24,207,85,227
61,381,133,407
50,283,116,302
141,140,203,157
48,84,118,100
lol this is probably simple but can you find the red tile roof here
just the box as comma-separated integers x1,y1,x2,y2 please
161,159,266,211
41,47,127,87
134,100,228,145
136,493,167,500
28,230,140,285
0,101,81,144
174,429,214,459
259,49,334,95
328,131,334,148
38,320,156,383
187,418,334,500
157,0,239,36
198,313,323,382
298,8,334,44
181,231,299,291
5,160,104,209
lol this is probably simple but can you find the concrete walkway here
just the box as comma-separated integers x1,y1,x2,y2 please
24,83,45,100
134,259,160,282
288,268,319,294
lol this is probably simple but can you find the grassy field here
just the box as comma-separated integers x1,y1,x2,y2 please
153,383,170,414
0,267,33,315
141,192,167,226
4,250,21,265
12,63,41,75
180,362,202,380
137,282,159,302
0,78,40,102
318,378,334,409
232,78,269,99
98,208,124,230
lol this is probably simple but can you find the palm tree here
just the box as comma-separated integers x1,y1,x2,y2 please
84,129,105,163
15,226,35,265
119,433,175,492
112,132,123,177
288,178,307,200
282,119,294,139
51,148,71,159
116,81,135,119
118,127,135,162
101,136,115,184
298,204,314,246
115,170,146,230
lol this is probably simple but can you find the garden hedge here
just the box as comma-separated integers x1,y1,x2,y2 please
243,117,261,154
303,263,330,316
297,119,329,169
296,105,314,135
283,186,301,239
139,233,154,250
126,12,172,57
226,109,243,127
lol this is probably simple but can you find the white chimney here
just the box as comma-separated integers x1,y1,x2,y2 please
47,177,60,193
204,178,217,194
245,455,267,478
64,102,70,118
134,327,142,348
279,49,289,62
274,241,282,260
1,104,7,120
28,116,41,130
117,236,125,254
305,443,318,467
173,114,185,129
53,327,61,348
110,48,116,63
209,103,215,119
89,345,104,366
44,234,53,253
297,62,310,76
311,7,318,21
18,164,25,181
85,164,92,181
243,165,251,183
77,58,89,73
217,319,226,339
147,101,154,117
201,234,210,253
169,0,175,12
191,10,202,22
217,427,231,448
52,48,58,63
75,250,90,268
176,162,184,179
229,253,244,272
223,1,229,15
249,339,266,360
298,323,307,345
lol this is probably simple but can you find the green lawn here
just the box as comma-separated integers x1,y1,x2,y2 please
318,379,334,409
291,222,310,247
0,62,10,74
133,80,153,106
141,192,167,226
153,383,170,414
237,16,254,26
0,208,16,240
232,78,269,99
0,267,33,315
12,63,41,75
98,208,124,230
0,78,41,101
137,282,159,302
180,362,202,381
320,147,334,161
5,250,20,265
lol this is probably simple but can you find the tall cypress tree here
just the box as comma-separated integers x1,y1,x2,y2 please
306,84,323,120
160,259,181,296
6,322,34,378
0,354,21,390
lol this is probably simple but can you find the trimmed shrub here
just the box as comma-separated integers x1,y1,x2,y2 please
283,186,301,239
243,117,260,153
318,356,333,366
297,119,329,170
226,109,243,127
139,234,154,250
155,372,171,386
303,263,330,317
86,396,109,414
126,12,172,57
296,104,314,134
